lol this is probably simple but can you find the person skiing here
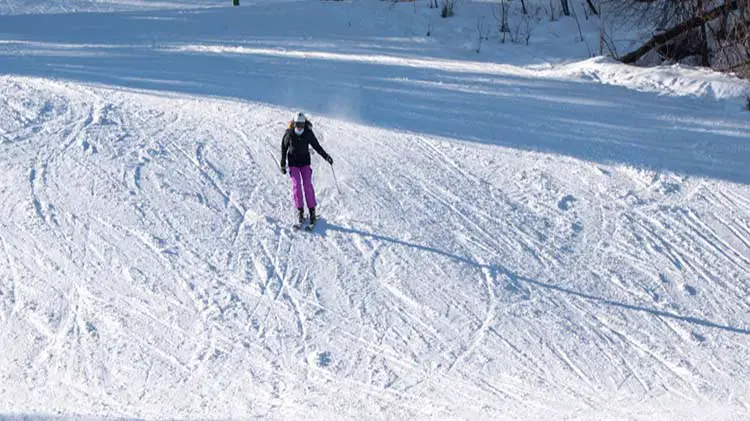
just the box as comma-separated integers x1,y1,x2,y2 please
280,112,333,227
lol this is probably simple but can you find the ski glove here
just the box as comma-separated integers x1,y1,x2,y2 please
325,155,333,165
281,166,287,175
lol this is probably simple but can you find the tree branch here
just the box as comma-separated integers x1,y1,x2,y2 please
620,1,738,64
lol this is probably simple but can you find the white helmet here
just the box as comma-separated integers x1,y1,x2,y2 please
294,112,306,135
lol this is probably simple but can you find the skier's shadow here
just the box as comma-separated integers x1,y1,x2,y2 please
324,222,750,336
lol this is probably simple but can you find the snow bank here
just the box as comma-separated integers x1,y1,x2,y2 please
546,56,750,100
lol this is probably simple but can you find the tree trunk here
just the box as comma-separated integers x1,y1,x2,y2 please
586,0,599,16
620,1,737,64
698,0,711,66
560,0,570,16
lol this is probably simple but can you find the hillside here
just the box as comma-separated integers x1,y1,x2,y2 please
1,1,749,420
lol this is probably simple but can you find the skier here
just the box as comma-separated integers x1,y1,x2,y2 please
280,112,333,228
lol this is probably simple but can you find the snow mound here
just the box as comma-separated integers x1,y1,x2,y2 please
546,56,750,100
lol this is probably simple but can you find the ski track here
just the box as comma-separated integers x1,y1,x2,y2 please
1,65,750,419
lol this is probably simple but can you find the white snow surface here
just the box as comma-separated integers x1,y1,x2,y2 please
1,1,749,420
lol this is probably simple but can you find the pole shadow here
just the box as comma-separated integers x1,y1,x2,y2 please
324,222,750,335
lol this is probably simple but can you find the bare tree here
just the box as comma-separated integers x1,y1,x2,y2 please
571,1,592,54
476,16,490,52
710,0,750,75
613,0,750,77
597,1,619,56
549,0,558,21
620,1,738,63
585,0,600,16
494,1,512,43
441,0,458,17
695,0,711,66
561,0,571,16
514,14,535,45
523,15,534,44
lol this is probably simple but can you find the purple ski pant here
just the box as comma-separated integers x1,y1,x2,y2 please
289,165,316,209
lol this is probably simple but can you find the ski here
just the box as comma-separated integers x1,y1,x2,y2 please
291,213,319,232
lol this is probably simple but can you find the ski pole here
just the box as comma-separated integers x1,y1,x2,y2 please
268,150,282,171
330,162,341,194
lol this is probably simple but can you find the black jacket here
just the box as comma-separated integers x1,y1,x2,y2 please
281,123,330,168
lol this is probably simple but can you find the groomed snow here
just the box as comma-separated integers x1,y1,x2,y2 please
1,1,749,420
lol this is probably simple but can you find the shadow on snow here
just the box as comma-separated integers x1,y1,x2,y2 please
323,222,750,336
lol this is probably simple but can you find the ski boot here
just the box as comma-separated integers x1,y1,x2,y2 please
309,207,316,224
294,207,304,229
305,207,317,231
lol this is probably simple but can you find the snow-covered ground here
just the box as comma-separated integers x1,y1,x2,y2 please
1,1,749,420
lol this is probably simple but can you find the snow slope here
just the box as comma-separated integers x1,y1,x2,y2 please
0,0,217,15
1,1,749,420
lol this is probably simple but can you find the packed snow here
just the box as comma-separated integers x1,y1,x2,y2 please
1,1,749,420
